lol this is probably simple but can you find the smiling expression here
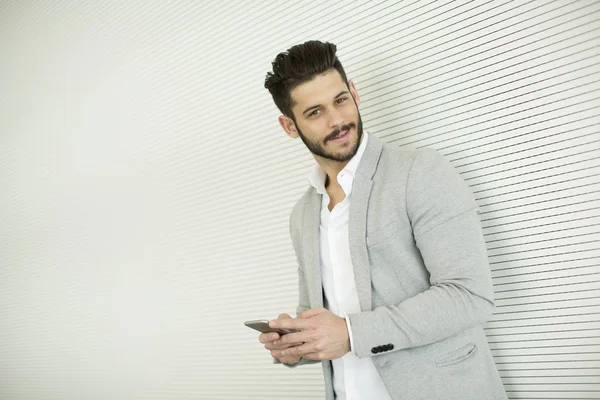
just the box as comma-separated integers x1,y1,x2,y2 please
281,68,363,163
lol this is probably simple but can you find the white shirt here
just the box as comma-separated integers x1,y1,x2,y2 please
308,131,392,400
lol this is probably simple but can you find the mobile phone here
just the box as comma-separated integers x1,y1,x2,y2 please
244,319,295,335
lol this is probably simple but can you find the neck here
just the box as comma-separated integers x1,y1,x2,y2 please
316,158,349,189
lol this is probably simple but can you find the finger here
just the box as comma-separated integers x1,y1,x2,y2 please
271,350,300,365
281,346,303,358
302,352,324,360
265,341,296,351
281,342,317,358
270,318,310,331
299,307,327,319
278,331,311,345
258,332,279,344
271,349,283,358
279,356,301,365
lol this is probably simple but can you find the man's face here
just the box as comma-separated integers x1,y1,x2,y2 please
288,69,363,163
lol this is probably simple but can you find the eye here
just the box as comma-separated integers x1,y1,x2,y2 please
337,97,348,104
309,109,321,117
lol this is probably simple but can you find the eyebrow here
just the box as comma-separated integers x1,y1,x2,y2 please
301,90,350,116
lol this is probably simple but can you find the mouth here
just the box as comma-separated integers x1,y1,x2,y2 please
329,128,351,143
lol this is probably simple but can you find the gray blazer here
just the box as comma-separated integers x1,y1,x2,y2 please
282,134,508,400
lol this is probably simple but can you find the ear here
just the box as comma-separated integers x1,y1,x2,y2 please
278,115,300,139
347,79,360,107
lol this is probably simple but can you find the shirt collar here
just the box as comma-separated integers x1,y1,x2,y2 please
308,130,370,195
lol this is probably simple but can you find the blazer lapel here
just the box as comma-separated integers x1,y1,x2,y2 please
302,189,323,308
349,134,384,312
301,134,384,312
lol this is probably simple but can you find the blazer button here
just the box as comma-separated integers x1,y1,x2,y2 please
389,344,394,350
371,347,378,354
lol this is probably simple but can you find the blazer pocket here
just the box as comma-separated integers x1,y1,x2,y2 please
435,343,478,367
366,221,400,248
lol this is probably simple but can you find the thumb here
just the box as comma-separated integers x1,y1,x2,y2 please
278,313,292,320
300,307,327,319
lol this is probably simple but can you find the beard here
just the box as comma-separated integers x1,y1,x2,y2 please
295,112,364,163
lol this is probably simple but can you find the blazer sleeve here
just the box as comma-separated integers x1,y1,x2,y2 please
347,147,496,359
273,199,320,368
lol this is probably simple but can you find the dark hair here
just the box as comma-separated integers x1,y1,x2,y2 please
264,40,349,121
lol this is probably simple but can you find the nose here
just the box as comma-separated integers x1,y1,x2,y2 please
328,107,345,129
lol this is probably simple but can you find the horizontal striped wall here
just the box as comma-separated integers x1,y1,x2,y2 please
0,1,598,399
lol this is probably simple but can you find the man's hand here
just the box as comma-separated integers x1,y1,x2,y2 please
258,313,303,365
269,307,350,361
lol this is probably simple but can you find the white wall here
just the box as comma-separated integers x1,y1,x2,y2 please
1,1,599,399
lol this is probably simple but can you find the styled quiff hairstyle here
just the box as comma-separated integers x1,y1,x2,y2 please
264,40,349,122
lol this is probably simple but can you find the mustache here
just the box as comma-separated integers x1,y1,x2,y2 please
325,123,355,142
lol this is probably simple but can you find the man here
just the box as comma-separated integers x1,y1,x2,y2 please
260,40,508,400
